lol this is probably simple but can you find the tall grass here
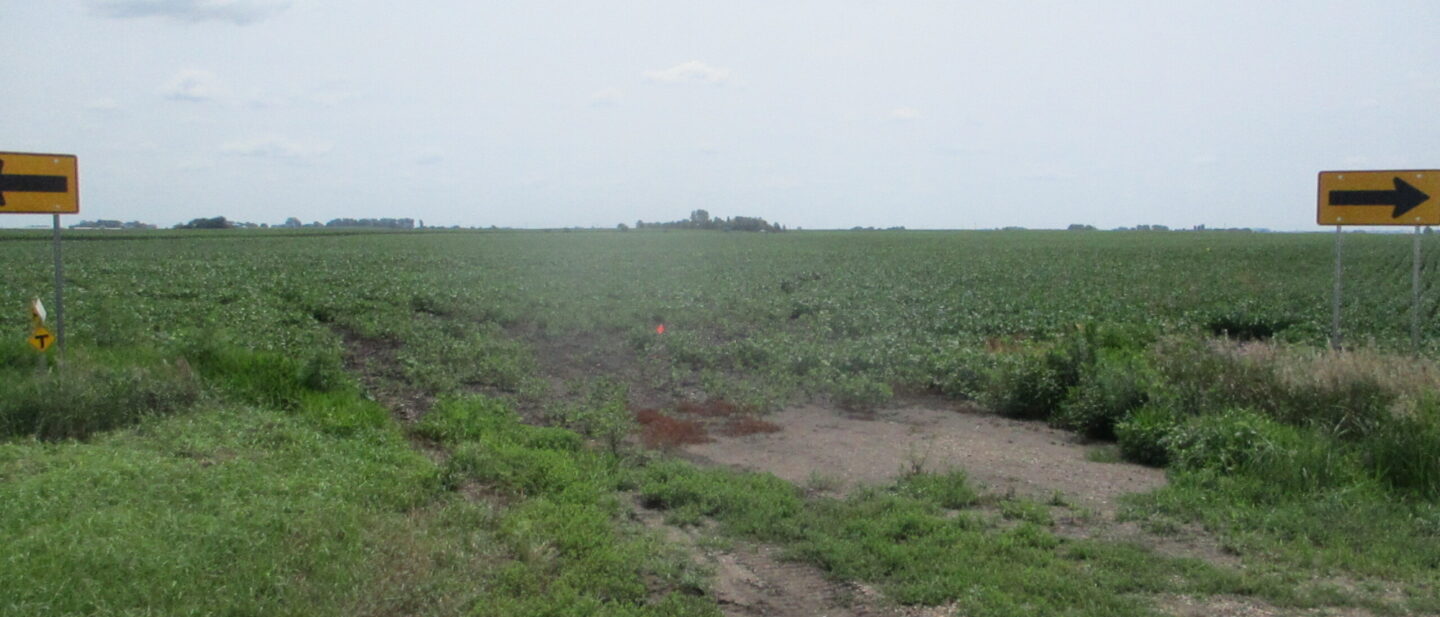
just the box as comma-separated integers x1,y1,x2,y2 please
972,330,1440,501
969,329,1440,607
0,345,199,439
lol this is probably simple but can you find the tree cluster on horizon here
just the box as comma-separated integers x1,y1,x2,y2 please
625,209,785,232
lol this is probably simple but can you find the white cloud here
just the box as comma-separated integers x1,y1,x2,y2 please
87,0,290,25
643,60,731,85
589,87,624,107
221,135,332,159
161,69,224,102
84,97,120,111
890,107,922,121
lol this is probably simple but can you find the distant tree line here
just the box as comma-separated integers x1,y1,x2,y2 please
626,210,785,232
70,219,156,230
175,216,233,229
1064,223,1260,232
319,217,416,229
173,216,420,230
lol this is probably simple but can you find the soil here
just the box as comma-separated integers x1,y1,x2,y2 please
665,401,1277,615
344,324,1371,616
1154,594,1373,617
337,328,434,423
682,402,1165,516
633,505,954,617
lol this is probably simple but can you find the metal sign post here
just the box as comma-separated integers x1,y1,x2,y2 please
1320,170,1440,350
0,152,78,360
1332,225,1343,349
52,213,64,355
1414,226,1424,350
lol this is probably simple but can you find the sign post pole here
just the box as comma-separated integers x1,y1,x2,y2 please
1332,224,1343,350
1414,226,1423,350
51,213,64,357
1319,170,1440,350
0,152,78,360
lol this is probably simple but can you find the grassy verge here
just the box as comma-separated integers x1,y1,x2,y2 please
414,395,716,616
635,460,1325,617
0,405,491,616
0,338,716,616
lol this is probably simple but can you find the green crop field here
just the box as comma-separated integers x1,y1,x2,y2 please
1,228,1438,616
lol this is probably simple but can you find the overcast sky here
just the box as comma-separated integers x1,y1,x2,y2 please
4,1,1439,230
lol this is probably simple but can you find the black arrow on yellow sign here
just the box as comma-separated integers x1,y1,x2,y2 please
0,159,69,207
1328,177,1432,219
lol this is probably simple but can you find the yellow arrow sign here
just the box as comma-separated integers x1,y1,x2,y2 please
1318,170,1440,226
29,326,54,352
0,152,79,214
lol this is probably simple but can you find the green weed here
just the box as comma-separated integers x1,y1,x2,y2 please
0,348,200,440
639,461,1283,616
1052,347,1152,439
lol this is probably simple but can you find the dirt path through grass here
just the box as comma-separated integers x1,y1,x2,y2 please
683,403,1165,515
633,505,950,617
670,403,1351,615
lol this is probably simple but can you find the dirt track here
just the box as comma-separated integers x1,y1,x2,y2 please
684,403,1166,514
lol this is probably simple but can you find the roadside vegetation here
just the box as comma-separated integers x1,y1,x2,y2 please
1,228,1437,615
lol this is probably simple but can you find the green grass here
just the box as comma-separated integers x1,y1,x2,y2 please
0,344,201,440
0,406,477,616
1121,471,1440,614
416,395,718,616
5,228,1440,614
0,391,720,617
636,459,1325,617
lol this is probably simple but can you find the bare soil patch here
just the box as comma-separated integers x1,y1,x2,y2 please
633,505,952,617
1155,594,1374,617
337,328,434,423
683,402,1165,515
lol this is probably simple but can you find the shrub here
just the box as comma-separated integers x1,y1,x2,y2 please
545,379,634,454
1274,371,1395,440
1163,407,1278,473
1115,404,1179,467
831,375,893,411
1146,338,1284,416
1364,403,1440,499
980,350,1068,420
894,470,979,509
1205,312,1296,341
1053,348,1152,439
927,346,992,400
